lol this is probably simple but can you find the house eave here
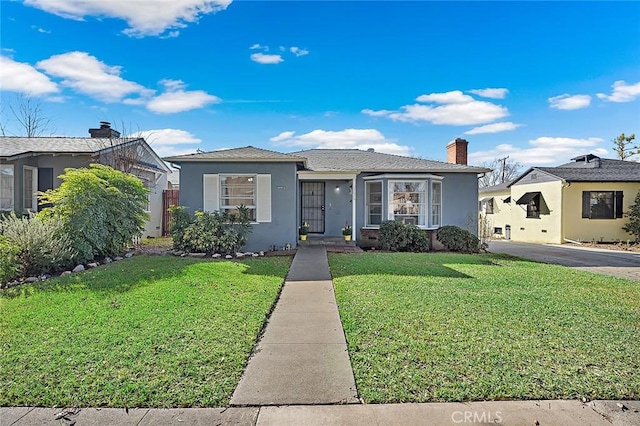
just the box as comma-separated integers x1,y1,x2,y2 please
163,157,306,166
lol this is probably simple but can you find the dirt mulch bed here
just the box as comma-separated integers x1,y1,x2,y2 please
565,242,640,253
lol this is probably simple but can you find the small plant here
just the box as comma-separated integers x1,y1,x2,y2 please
0,236,19,283
0,212,76,276
342,223,352,236
378,220,430,252
299,222,309,235
436,225,480,253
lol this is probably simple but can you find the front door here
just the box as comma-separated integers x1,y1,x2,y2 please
301,182,325,233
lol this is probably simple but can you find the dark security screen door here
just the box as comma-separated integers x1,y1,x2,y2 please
301,182,325,233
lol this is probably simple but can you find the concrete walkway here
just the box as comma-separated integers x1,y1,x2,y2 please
230,245,358,406
5,400,639,425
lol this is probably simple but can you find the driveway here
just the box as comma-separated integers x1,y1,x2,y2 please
489,240,640,281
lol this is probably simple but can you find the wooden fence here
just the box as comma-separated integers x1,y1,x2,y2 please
162,189,180,236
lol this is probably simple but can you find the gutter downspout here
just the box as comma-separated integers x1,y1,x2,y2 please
352,176,357,244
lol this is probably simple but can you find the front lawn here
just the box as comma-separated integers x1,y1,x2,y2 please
330,252,640,403
0,255,291,407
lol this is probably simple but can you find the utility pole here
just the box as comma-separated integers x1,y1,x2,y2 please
498,155,509,183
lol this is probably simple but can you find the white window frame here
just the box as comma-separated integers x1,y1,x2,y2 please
23,166,38,213
431,180,442,227
365,180,383,227
0,164,15,211
219,174,257,222
388,180,428,227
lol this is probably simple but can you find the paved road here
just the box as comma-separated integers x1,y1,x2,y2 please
489,240,640,281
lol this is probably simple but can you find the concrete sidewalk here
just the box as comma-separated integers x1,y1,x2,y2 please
5,400,639,425
230,245,358,405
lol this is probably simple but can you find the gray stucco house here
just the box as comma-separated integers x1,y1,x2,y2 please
165,138,490,251
0,122,171,237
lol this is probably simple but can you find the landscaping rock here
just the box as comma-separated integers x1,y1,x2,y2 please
188,253,207,258
114,256,123,261
173,250,184,256
87,262,99,268
25,276,39,283
103,257,113,264
8,280,19,287
259,251,265,256
236,252,245,258
212,253,222,258
41,274,51,280
225,255,233,259
124,252,134,258
252,253,259,257
72,265,85,273
61,271,72,276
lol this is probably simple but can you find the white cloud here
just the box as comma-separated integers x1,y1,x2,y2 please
596,80,640,103
23,0,232,37
468,88,509,99
363,90,509,125
290,46,309,57
36,51,151,102
270,128,413,156
469,136,607,165
464,122,523,135
250,44,268,51
548,94,591,110
416,90,474,104
0,56,59,95
146,80,220,113
137,128,201,145
250,52,284,65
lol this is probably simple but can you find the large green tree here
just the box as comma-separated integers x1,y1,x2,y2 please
612,133,637,160
40,164,149,262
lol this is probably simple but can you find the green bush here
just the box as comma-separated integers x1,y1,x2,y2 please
169,206,253,254
0,213,76,277
622,191,640,242
0,235,19,283
379,220,430,252
40,164,149,262
436,225,480,253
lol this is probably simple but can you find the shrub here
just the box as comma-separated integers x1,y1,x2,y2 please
0,235,19,283
0,213,76,277
378,220,430,252
169,206,253,254
436,225,480,253
622,191,640,242
40,164,149,262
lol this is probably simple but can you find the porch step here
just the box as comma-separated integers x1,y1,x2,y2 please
298,237,356,247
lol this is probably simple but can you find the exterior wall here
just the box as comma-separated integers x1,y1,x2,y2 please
178,161,299,252
143,172,167,238
562,182,640,242
35,154,92,188
510,180,563,244
480,189,512,239
441,173,481,234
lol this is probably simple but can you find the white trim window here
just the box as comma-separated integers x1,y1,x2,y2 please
389,181,427,226
365,181,382,226
431,181,442,227
23,166,38,212
220,175,257,221
0,165,14,211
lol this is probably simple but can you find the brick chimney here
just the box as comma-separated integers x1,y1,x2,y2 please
89,121,120,139
447,138,468,165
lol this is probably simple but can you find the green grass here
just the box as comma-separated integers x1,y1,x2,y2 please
329,252,640,403
0,255,291,408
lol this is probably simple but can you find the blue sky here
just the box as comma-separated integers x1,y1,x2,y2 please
1,1,639,165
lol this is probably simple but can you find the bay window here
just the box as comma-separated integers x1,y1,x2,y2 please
389,181,427,226
365,181,382,226
431,181,442,227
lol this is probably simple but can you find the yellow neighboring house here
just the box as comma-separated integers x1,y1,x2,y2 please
479,154,640,244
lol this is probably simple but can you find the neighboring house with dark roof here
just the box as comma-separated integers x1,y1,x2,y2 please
478,180,513,239
478,154,640,243
165,138,490,251
0,122,171,237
